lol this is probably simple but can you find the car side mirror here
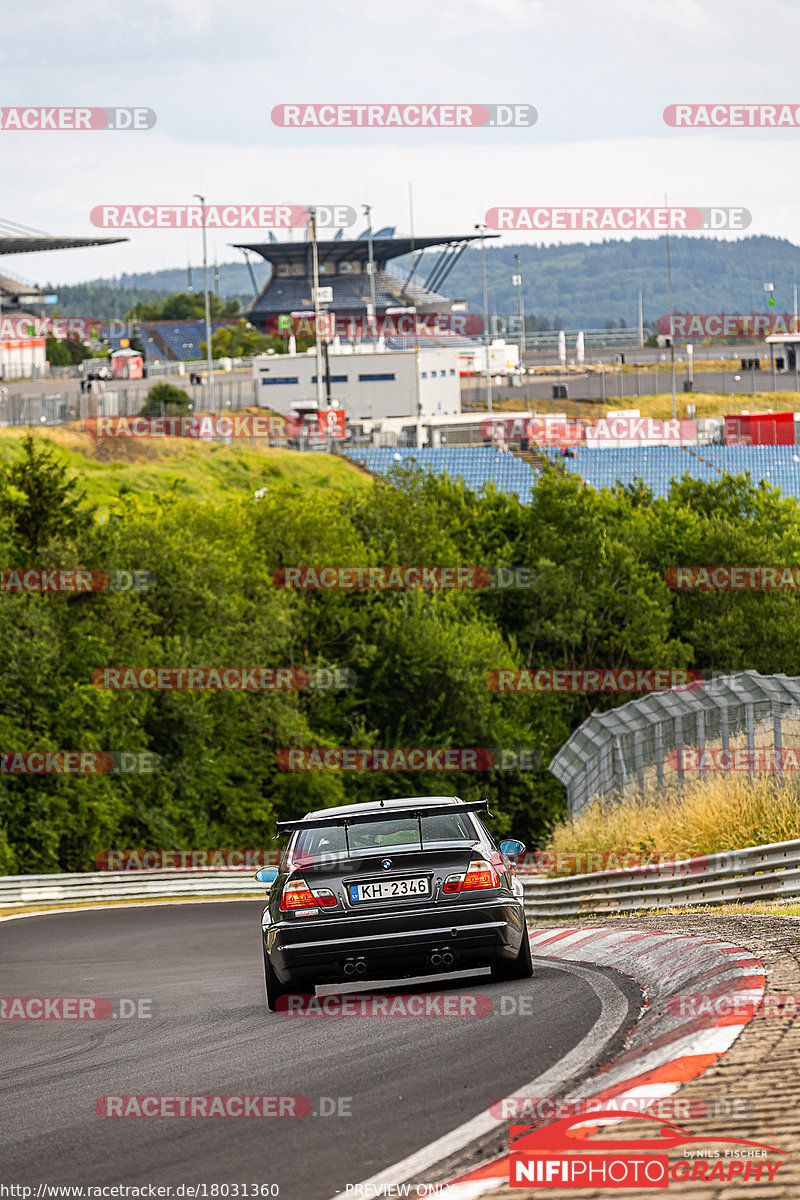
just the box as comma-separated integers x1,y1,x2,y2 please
254,866,279,884
500,839,526,857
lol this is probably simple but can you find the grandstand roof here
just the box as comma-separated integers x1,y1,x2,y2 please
0,270,46,301
0,235,127,255
232,233,495,271
0,216,126,257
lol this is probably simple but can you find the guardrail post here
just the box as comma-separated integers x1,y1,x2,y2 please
746,703,755,776
654,721,665,791
696,708,706,777
674,715,685,786
613,735,628,795
773,702,783,773
634,731,645,793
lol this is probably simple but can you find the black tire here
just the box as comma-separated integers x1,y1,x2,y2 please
264,946,287,1012
491,918,534,982
263,946,316,1011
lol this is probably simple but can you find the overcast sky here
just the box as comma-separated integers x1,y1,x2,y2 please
2,0,799,286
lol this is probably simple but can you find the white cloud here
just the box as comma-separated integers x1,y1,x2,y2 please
2,0,800,282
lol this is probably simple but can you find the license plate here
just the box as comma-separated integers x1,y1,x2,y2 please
349,877,429,902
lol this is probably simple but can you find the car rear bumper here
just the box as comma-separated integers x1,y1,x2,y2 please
263,897,526,984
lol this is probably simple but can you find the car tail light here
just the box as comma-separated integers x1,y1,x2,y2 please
280,880,338,911
442,858,500,894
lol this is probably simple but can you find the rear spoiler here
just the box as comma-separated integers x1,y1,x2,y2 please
275,799,492,834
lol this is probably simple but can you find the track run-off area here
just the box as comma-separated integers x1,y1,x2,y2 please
4,905,800,1198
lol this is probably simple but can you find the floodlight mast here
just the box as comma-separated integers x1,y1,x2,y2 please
665,193,677,421
307,207,325,413
475,223,492,412
194,193,214,408
363,204,377,338
513,253,526,355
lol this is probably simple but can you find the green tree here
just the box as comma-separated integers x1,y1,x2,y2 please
139,383,192,416
45,337,71,366
0,434,90,558
126,293,241,323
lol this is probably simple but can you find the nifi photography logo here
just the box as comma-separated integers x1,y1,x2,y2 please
508,1111,784,1189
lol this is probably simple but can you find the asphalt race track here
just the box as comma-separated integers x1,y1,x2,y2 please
0,903,641,1200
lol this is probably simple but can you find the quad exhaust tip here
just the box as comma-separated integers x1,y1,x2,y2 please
441,950,454,966
343,961,356,976
430,951,442,966
354,959,367,975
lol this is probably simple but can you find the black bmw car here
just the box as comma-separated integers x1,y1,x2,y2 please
255,795,533,1010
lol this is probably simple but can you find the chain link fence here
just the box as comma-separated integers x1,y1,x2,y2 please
550,671,800,818
0,375,259,428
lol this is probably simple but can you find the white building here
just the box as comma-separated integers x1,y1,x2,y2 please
457,340,520,376
252,345,462,422
0,335,46,381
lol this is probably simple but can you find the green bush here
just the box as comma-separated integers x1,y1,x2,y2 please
139,383,192,416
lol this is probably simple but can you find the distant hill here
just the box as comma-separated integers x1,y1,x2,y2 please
428,235,800,329
46,235,800,329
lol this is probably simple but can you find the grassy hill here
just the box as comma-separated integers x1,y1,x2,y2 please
0,428,369,507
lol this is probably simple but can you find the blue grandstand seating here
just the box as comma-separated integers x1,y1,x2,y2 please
261,272,413,316
343,444,800,505
341,446,539,501
137,321,237,361
541,444,800,501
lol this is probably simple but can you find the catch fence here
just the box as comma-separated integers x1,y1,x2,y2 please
549,670,800,818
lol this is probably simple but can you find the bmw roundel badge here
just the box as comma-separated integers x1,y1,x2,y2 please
381,859,392,870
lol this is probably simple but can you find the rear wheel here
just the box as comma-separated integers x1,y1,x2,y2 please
491,918,534,982
263,946,315,1011
264,947,287,1012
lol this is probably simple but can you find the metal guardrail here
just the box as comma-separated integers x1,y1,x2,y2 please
521,836,800,918
2,838,800,914
0,868,265,907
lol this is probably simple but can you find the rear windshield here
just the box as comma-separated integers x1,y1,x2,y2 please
293,812,477,859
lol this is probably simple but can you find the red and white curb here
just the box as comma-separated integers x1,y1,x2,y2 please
393,926,765,1198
